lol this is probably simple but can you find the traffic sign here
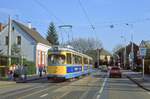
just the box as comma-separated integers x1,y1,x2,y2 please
139,48,147,57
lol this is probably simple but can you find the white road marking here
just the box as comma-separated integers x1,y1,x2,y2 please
96,95,100,99
147,92,150,95
40,93,48,98
96,77,107,99
58,91,70,98
17,85,56,99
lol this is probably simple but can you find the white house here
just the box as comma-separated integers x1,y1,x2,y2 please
0,20,51,74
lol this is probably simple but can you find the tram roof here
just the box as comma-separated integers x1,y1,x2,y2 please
48,46,92,59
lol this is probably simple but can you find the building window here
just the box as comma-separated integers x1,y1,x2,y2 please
17,36,21,45
5,36,8,45
12,27,15,31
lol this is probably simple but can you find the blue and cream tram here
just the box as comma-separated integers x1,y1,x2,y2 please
47,46,93,80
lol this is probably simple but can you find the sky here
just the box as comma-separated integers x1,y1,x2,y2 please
1,0,150,52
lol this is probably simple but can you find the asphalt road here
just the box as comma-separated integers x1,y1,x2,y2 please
0,70,150,99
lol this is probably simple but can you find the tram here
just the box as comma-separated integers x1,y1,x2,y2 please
47,46,93,80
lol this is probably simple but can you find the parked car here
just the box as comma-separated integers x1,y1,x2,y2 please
109,67,122,78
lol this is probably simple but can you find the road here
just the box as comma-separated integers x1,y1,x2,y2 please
0,70,150,99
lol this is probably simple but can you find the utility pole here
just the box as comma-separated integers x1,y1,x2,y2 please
8,16,12,66
121,36,126,68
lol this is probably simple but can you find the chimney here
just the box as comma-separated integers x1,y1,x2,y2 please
27,22,32,29
0,23,4,32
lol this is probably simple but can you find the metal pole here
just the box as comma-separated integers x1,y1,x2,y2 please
97,49,100,67
67,31,70,43
58,25,72,45
142,58,145,79
60,31,64,45
131,33,134,70
8,16,12,66
121,36,126,68
124,45,126,68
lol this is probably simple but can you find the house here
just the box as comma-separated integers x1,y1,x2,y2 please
0,20,51,74
115,42,139,69
99,48,113,66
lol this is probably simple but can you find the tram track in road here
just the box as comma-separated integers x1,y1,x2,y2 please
0,80,70,99
0,83,17,88
1,76,88,99
18,75,97,99
0,72,102,99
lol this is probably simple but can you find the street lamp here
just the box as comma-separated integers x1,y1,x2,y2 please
125,23,134,69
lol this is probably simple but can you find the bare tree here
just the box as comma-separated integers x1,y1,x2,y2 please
113,44,124,53
66,37,102,53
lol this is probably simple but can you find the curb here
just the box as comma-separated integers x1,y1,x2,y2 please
16,76,47,83
127,75,150,91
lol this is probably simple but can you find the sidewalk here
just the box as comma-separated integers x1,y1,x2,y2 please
127,72,150,91
0,81,16,86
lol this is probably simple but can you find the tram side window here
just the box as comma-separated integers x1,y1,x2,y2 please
72,55,82,64
67,53,71,64
75,55,78,64
77,56,82,64
83,58,88,64
89,59,92,65
72,55,75,64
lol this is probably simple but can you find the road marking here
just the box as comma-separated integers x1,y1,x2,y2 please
58,91,70,98
16,83,63,99
96,77,107,99
97,94,100,99
17,87,50,99
40,93,48,98
3,86,44,98
147,92,150,95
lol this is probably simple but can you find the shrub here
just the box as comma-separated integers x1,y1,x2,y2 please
23,59,36,75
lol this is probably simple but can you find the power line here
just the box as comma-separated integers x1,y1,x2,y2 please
78,0,99,45
33,0,64,24
78,0,101,66
78,0,96,31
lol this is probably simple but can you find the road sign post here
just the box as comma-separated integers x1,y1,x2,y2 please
139,48,146,80
142,58,145,80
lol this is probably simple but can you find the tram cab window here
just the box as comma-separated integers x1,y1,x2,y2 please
48,54,65,65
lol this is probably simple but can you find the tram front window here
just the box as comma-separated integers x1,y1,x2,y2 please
48,54,65,65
